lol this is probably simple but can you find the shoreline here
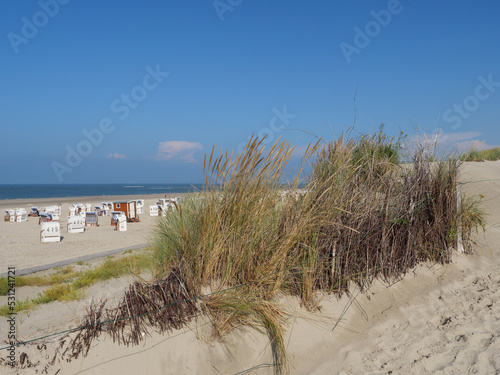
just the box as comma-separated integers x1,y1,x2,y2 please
0,182,206,205
0,192,197,211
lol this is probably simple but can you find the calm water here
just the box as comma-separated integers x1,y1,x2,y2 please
0,184,204,200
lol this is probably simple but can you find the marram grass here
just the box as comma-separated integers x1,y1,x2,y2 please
145,131,484,374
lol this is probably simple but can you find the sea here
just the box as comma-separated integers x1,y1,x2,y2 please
0,184,204,200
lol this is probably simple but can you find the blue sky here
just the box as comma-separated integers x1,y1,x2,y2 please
1,0,499,183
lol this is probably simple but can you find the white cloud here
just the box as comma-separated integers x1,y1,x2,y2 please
435,131,482,145
106,152,126,159
157,141,203,163
454,140,497,153
409,131,499,155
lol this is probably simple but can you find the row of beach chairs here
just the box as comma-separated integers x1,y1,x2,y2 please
5,206,63,223
7,199,151,243
28,205,62,218
39,200,145,242
277,189,308,203
69,203,109,217
41,212,128,243
6,206,61,223
67,200,145,218
149,197,180,217
4,208,28,223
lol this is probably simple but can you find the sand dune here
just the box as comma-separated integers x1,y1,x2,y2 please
1,162,499,374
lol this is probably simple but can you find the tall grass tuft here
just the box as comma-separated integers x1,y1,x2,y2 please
137,130,484,373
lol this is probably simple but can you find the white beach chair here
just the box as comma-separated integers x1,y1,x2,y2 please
67,216,85,233
85,212,99,227
110,211,123,226
45,206,60,221
101,202,109,216
41,222,61,243
45,206,55,214
5,209,15,222
15,208,28,222
75,204,84,215
76,204,86,217
114,213,127,231
149,205,159,216
39,212,50,224
136,200,145,214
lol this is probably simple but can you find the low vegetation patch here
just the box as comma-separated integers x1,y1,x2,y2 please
0,252,150,316
461,147,500,161
0,266,78,296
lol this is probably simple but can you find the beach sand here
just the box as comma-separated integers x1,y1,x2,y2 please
0,193,194,274
1,162,499,374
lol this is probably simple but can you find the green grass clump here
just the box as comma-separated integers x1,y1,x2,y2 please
0,284,82,315
461,147,500,161
482,147,500,160
351,124,405,176
0,299,36,316
36,284,83,304
459,195,486,250
72,255,149,289
0,266,78,295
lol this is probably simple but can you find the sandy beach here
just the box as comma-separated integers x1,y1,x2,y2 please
1,161,499,374
0,193,194,274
